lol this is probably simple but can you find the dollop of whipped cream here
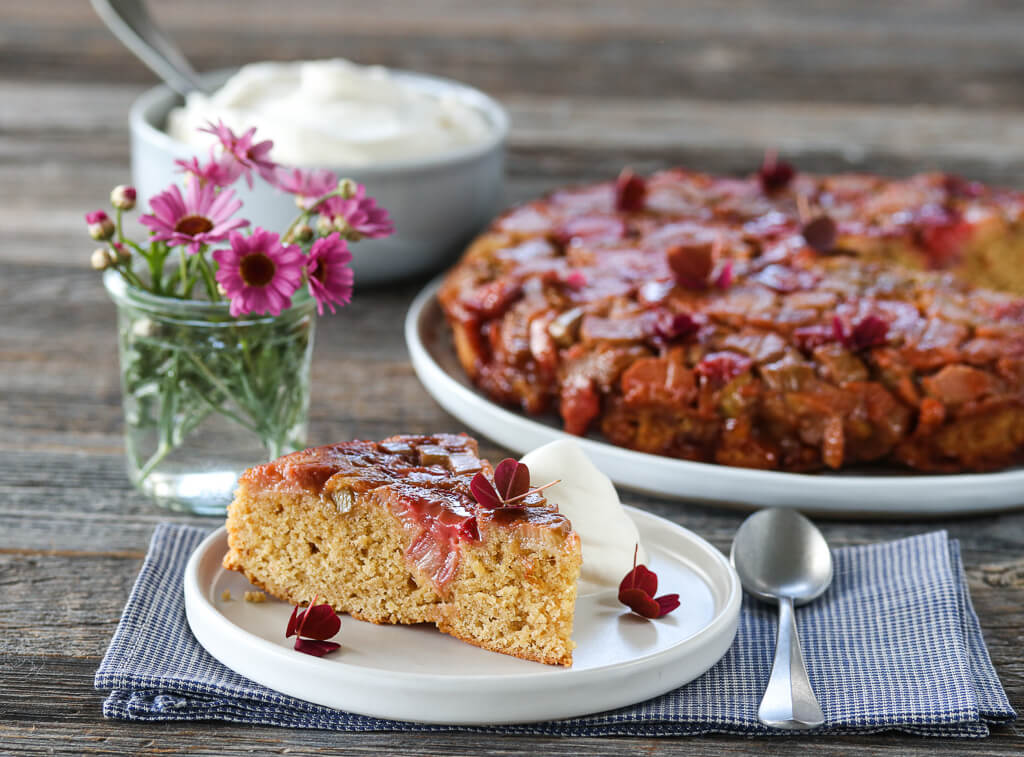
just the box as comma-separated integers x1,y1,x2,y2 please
166,59,494,166
520,440,646,595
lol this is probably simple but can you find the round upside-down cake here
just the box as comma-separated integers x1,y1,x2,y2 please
438,163,1024,473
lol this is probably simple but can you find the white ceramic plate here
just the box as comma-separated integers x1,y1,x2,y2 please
183,510,740,725
406,278,1024,516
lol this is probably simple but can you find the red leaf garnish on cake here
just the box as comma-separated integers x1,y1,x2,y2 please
833,314,889,351
942,174,985,199
714,260,734,290
470,471,503,509
493,458,531,502
802,215,838,252
615,168,647,212
849,315,889,350
618,545,680,619
471,460,561,510
655,311,700,342
563,270,588,290
287,595,341,656
758,151,795,193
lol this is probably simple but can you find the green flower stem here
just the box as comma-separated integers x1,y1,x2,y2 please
188,377,262,434
116,266,147,290
135,439,172,483
232,336,264,424
281,186,346,242
178,247,188,297
195,251,221,302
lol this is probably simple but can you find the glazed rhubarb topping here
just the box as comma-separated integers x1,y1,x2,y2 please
243,435,571,595
439,162,1024,473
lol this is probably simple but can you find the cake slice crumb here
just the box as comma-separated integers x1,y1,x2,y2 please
221,589,232,601
244,590,266,603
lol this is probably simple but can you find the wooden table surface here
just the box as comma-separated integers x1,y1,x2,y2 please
2,1,1023,754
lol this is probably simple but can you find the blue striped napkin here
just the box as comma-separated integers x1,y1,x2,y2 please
95,523,1015,737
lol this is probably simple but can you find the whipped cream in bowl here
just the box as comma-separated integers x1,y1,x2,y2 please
166,60,496,167
521,439,647,596
130,58,508,285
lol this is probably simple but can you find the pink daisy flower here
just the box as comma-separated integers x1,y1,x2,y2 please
319,184,394,240
200,120,277,188
174,150,244,188
305,232,354,315
212,229,304,317
275,167,338,208
140,176,248,254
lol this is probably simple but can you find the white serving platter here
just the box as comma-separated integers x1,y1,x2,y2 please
183,510,741,725
405,278,1024,517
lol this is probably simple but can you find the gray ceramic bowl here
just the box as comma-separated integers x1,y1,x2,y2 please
130,67,508,286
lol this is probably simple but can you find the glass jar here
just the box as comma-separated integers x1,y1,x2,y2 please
104,270,315,515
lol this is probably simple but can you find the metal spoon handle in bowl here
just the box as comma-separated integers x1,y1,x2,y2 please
759,595,825,729
91,0,209,96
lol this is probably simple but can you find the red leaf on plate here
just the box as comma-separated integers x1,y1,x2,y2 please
619,562,658,598
294,638,341,657
285,604,301,638
617,545,681,619
618,587,662,619
656,594,681,617
287,595,342,657
295,602,342,641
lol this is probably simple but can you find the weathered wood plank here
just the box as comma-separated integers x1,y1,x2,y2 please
5,0,1024,109
0,656,1021,753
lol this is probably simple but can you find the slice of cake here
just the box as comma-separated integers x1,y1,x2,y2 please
223,433,582,666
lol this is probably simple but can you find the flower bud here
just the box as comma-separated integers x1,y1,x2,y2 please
338,178,357,199
112,242,131,263
86,210,115,241
110,185,137,211
90,247,116,270
315,214,334,236
294,223,314,243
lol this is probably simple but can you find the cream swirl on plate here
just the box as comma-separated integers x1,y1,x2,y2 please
520,440,647,595
166,59,494,166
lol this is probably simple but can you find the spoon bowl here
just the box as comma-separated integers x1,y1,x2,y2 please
731,507,834,605
730,507,834,730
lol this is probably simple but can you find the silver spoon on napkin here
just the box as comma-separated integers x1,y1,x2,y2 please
91,0,209,95
731,507,833,730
